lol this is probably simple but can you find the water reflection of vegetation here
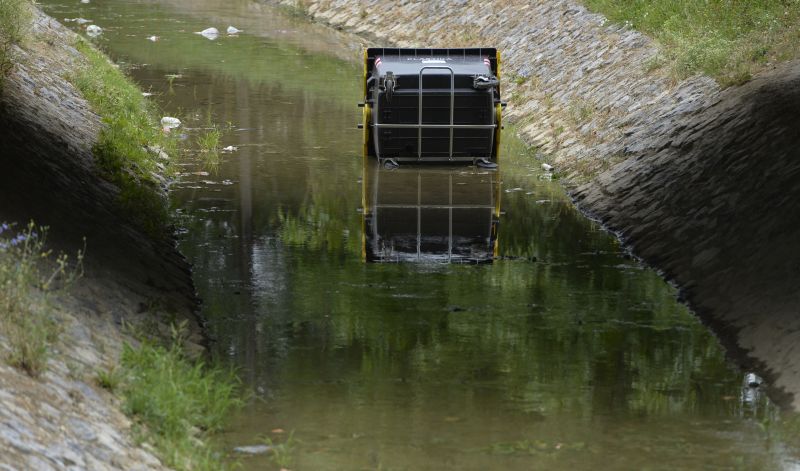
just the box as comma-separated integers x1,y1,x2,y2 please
71,0,360,104
178,123,767,423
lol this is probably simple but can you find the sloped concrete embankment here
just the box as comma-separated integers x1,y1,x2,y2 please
276,0,800,408
0,9,201,469
573,61,800,410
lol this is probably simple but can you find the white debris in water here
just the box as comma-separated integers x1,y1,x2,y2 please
64,17,91,24
541,163,554,172
221,145,238,152
160,116,181,129
196,27,219,40
85,24,102,37
147,35,159,42
504,187,523,193
226,26,242,35
745,372,763,388
142,92,154,97
233,444,272,455
80,0,90,3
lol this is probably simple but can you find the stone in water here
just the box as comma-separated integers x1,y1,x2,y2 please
197,27,219,40
86,25,102,37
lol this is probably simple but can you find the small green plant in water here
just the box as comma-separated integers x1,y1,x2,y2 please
264,430,297,469
196,124,222,171
0,222,84,377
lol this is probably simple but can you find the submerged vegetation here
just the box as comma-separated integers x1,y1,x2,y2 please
0,222,83,377
264,431,297,469
196,122,222,172
583,0,800,85
0,0,31,84
70,38,177,237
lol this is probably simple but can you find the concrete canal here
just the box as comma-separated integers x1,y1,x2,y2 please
41,0,799,468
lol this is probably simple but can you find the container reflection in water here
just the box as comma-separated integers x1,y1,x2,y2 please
362,159,499,263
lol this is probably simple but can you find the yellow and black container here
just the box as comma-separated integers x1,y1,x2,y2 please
359,48,504,165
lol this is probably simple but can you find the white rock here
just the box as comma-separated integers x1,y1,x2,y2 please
147,35,159,42
85,24,102,37
142,92,154,97
541,163,554,172
160,117,181,129
80,0,90,3
146,145,170,161
196,27,219,40
226,26,242,35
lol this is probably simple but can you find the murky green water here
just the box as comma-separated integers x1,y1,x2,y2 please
42,0,799,468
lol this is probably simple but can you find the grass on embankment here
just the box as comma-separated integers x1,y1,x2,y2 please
1,222,242,469
71,38,178,237
0,223,82,377
0,0,31,84
99,327,242,471
583,0,800,86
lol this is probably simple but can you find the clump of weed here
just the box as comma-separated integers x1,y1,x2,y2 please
0,222,83,377
0,0,32,84
118,323,243,471
95,364,124,392
70,38,178,238
264,431,297,469
196,123,222,172
567,98,595,125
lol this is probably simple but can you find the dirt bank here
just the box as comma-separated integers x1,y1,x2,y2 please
0,8,203,469
273,0,800,409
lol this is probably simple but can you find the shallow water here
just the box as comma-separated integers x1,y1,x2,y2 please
41,0,799,468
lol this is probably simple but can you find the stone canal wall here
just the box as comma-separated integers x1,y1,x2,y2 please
573,61,800,410
0,8,201,469
275,0,721,180
275,0,800,409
